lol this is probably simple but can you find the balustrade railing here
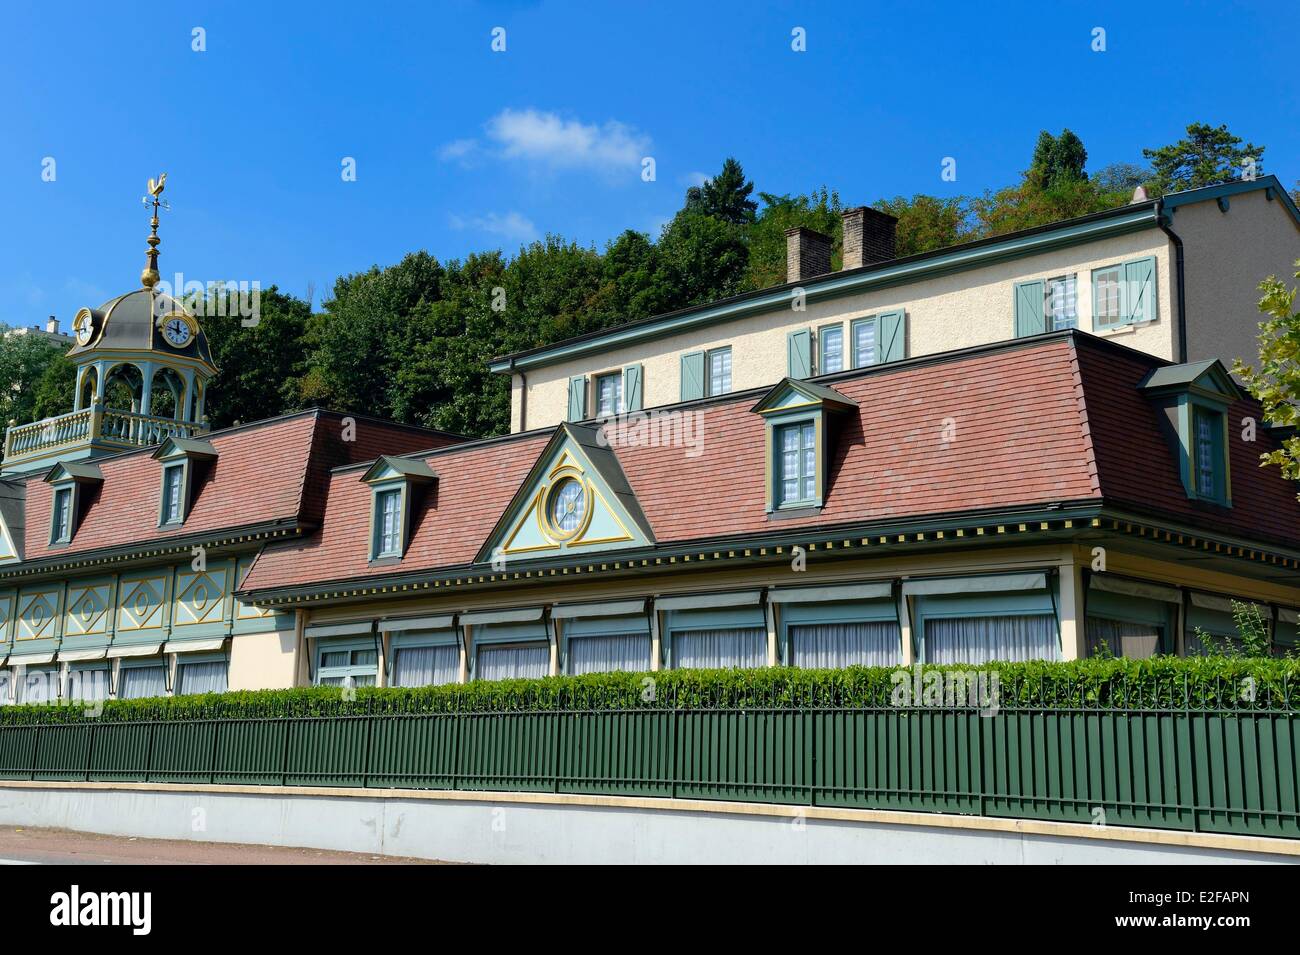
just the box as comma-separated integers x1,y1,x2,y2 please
2,406,201,466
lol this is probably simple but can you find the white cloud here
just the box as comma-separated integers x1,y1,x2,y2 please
683,170,709,188
438,138,479,163
448,211,539,243
483,108,650,173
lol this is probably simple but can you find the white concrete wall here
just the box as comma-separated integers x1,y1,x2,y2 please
0,784,1291,865
1173,188,1300,370
511,228,1175,431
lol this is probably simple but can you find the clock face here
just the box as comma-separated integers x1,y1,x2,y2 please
73,308,94,345
162,316,193,348
548,477,587,537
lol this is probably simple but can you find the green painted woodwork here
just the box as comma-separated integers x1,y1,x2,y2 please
623,364,643,412
1014,280,1046,338
0,702,1295,840
679,351,705,401
878,311,906,363
567,375,588,421
787,329,812,379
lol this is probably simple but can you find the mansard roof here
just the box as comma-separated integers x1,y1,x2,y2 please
3,410,463,576
241,330,1300,598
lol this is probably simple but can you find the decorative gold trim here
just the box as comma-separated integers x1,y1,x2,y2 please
539,468,594,544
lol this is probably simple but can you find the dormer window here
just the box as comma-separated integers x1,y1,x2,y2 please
161,464,185,525
361,455,437,561
751,378,858,514
43,461,103,546
1141,359,1238,507
52,488,73,543
151,437,218,528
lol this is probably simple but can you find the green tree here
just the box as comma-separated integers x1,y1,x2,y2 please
744,188,843,289
0,332,68,431
1234,261,1300,488
1143,122,1265,195
873,194,973,257
200,286,311,428
653,212,749,306
32,350,76,420
683,157,758,225
1029,129,1088,189
1092,162,1153,194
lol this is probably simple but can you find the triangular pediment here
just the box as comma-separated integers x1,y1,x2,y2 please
477,424,654,562
751,377,858,416
360,455,436,484
1141,360,1242,404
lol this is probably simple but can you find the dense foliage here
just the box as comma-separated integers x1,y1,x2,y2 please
2,656,1296,725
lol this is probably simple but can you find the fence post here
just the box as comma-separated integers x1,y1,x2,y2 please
84,721,97,781
1185,673,1200,832
28,724,41,781
361,713,375,789
280,718,292,786
670,708,678,800
208,719,221,785
143,721,156,783
449,708,461,792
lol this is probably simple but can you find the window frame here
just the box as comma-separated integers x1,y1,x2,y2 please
1188,399,1230,506
850,315,878,368
372,485,405,559
314,639,379,687
50,485,74,545
593,370,624,417
1091,256,1158,331
159,461,188,526
818,323,845,374
1045,274,1078,331
705,346,732,397
774,419,818,509
174,652,229,695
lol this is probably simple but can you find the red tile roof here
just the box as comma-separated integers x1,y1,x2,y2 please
241,333,1300,596
16,411,461,564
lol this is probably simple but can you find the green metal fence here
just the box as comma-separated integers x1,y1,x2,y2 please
0,702,1295,839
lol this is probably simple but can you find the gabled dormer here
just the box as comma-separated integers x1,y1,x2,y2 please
477,423,655,562
361,455,437,562
43,461,104,545
1141,359,1242,507
152,436,218,526
751,378,857,514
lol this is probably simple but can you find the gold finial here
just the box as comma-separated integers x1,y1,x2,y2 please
140,173,169,289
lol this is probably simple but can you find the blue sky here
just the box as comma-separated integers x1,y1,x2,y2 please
1,0,1297,325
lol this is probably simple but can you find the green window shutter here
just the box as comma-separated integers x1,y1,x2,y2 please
1124,257,1157,326
680,351,705,401
1013,280,1045,338
787,329,812,378
567,376,587,421
877,311,907,363
624,363,643,412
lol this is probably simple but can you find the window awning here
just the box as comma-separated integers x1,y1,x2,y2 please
1189,592,1268,617
769,582,892,604
551,599,647,620
460,607,544,626
59,647,108,662
657,590,762,612
1279,607,1300,626
107,643,164,659
165,637,227,654
305,620,373,639
379,614,456,633
8,652,55,666
1089,574,1181,604
902,572,1048,597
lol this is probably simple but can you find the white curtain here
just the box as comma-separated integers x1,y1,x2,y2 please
177,660,228,694
119,665,168,700
1086,618,1161,659
19,670,56,704
569,634,651,675
476,644,550,681
925,615,1058,664
673,628,766,669
67,668,109,702
791,622,901,668
392,645,460,686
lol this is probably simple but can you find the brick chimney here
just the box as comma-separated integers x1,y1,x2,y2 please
46,315,59,334
785,227,833,284
841,206,898,269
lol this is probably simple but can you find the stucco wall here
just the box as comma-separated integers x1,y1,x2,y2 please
1174,188,1300,370
228,628,298,690
0,784,1290,864
510,229,1175,431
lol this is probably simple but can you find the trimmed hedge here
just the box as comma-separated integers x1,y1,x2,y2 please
2,656,1298,724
